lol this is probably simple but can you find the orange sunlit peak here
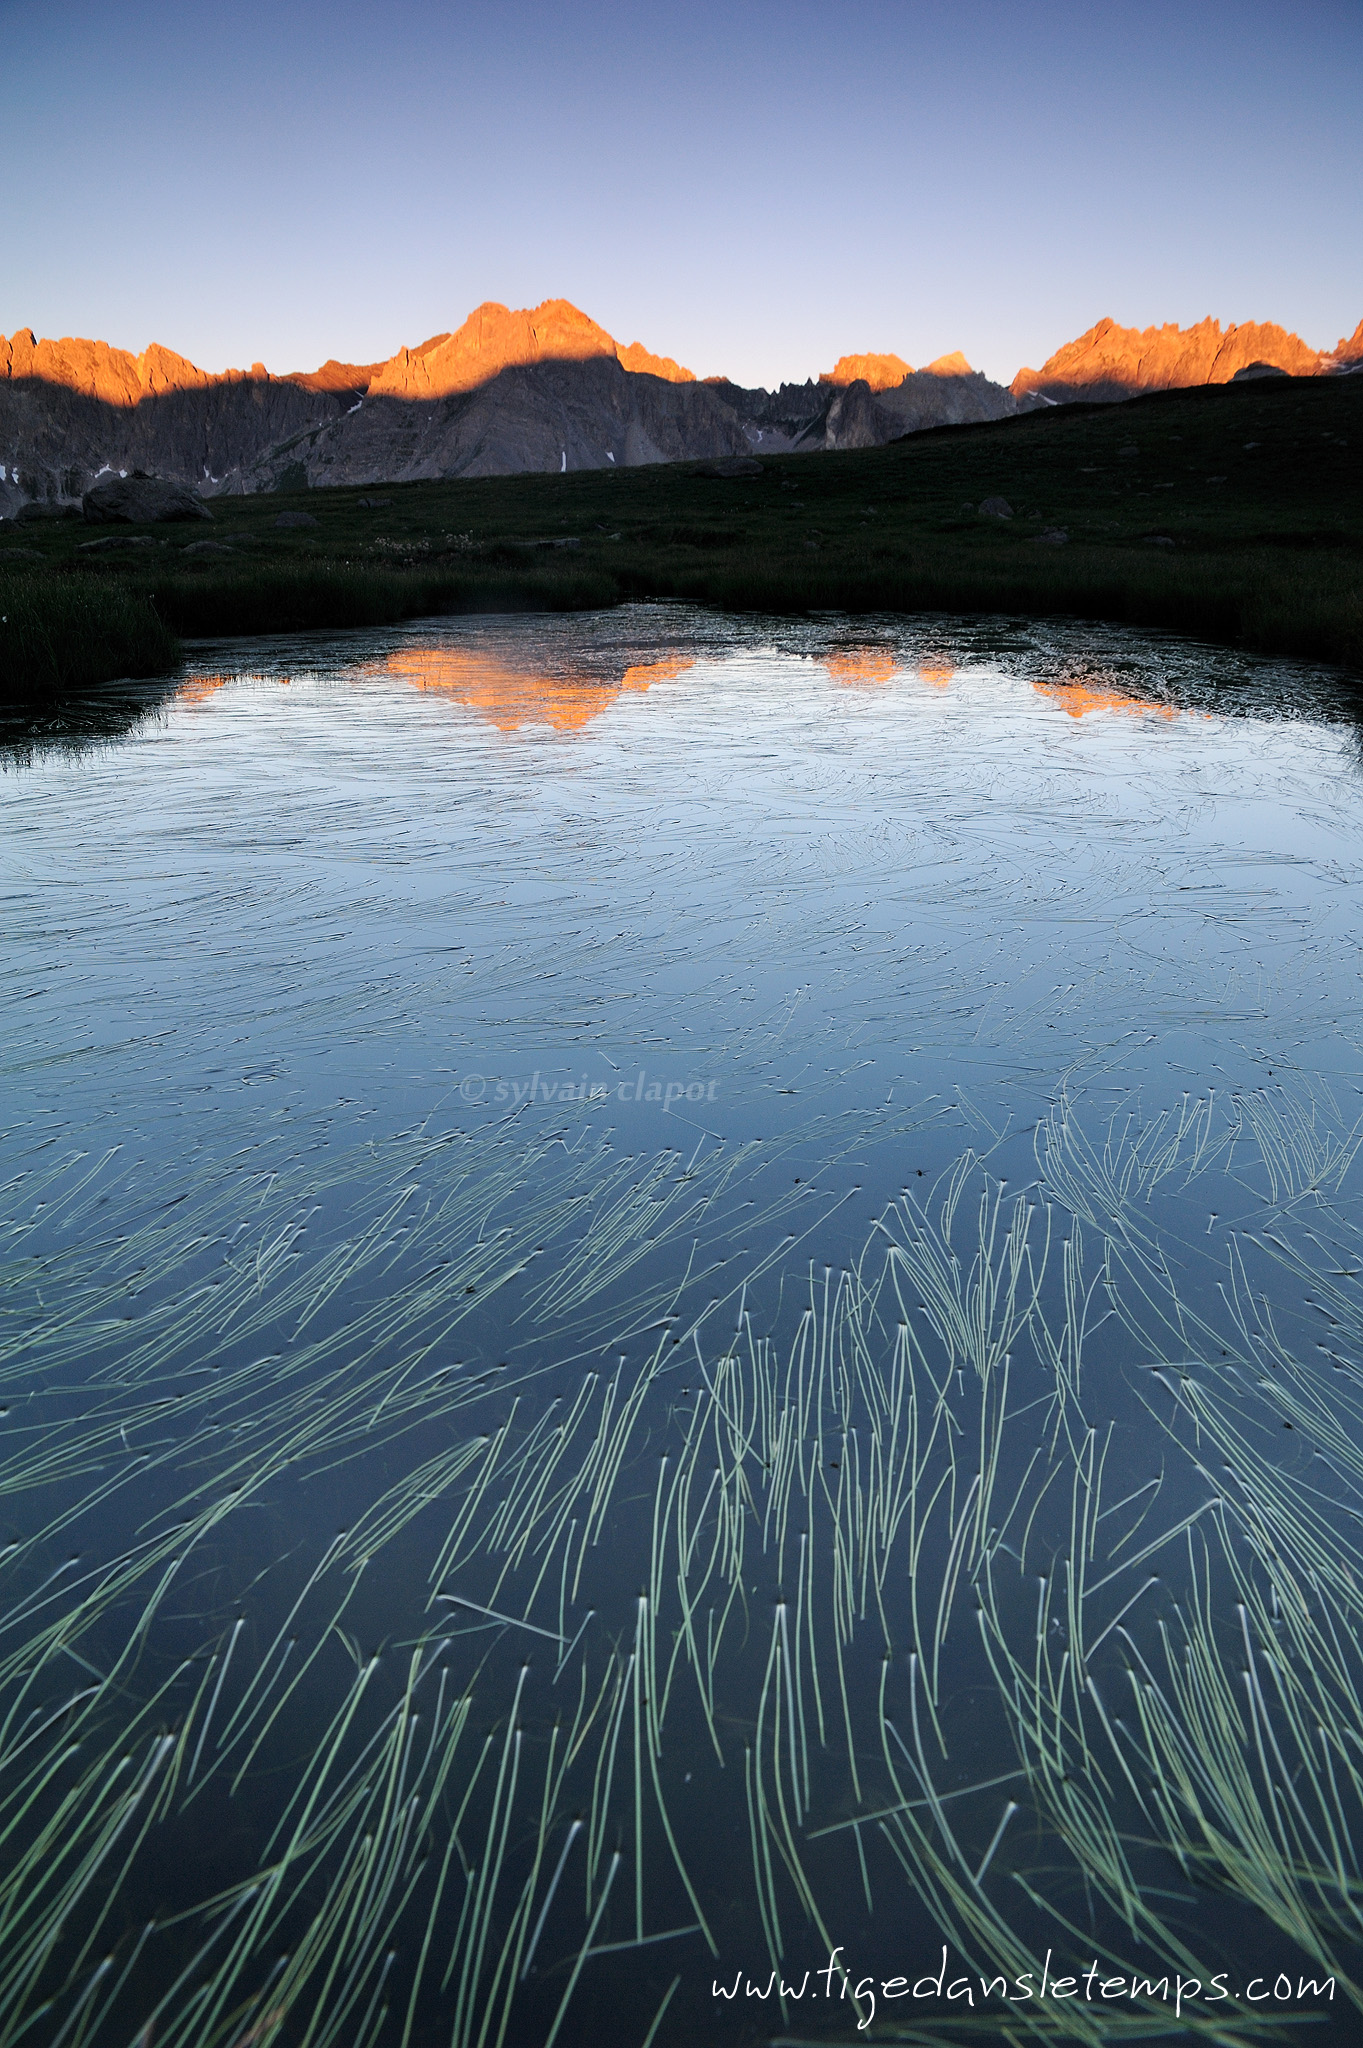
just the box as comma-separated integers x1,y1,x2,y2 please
819,353,913,392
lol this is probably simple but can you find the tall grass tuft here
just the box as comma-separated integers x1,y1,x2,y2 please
0,572,180,699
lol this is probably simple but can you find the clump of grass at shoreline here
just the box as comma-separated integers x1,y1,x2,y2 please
0,572,180,700
2,368,1359,703
624,542,1363,669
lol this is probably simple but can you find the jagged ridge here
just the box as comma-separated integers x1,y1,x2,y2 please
2,301,1356,514
1012,314,1363,402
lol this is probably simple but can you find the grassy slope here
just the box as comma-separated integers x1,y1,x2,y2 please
1,371,1359,700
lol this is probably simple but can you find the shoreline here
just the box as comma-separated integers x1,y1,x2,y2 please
3,372,1359,702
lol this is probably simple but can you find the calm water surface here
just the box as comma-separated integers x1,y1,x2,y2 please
3,608,1363,2047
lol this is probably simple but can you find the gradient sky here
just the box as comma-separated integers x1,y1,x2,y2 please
2,0,1359,389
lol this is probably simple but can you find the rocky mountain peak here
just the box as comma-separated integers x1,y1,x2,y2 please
368,299,631,400
1,329,208,407
616,341,695,383
1332,320,1363,366
1011,315,1328,402
820,351,914,391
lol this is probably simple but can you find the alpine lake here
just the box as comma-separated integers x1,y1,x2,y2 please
4,605,1363,2048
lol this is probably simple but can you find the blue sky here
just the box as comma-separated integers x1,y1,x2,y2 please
2,0,1358,388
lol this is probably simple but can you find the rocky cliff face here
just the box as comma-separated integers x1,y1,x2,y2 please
0,300,724,507
702,353,1026,456
226,355,751,492
2,300,1018,505
1011,315,1356,402
1335,320,1363,367
0,330,373,515
857,362,1034,439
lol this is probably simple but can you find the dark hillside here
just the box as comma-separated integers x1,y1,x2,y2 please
3,371,1358,701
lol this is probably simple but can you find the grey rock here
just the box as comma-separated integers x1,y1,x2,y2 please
1230,362,1289,382
182,539,238,555
874,366,1025,437
83,476,211,523
1143,534,1176,547
979,496,1014,519
274,510,319,528
78,533,160,551
1034,527,1069,545
810,382,894,452
247,357,757,492
0,545,44,561
717,363,1026,457
16,499,82,523
356,495,391,508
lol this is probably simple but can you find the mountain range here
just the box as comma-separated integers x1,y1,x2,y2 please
2,299,1359,516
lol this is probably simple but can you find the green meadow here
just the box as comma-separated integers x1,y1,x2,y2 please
1,369,1359,701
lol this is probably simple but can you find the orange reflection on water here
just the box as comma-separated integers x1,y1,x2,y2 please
177,671,289,706
824,649,898,689
369,649,692,732
177,673,231,706
620,659,692,694
917,659,954,689
1035,680,1177,721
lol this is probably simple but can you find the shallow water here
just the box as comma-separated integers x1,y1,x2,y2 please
3,607,1363,2046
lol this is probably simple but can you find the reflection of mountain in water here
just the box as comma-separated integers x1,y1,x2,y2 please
369,647,693,732
177,672,237,707
823,651,960,690
178,655,1182,727
1034,679,1179,720
823,650,899,688
12,614,1358,768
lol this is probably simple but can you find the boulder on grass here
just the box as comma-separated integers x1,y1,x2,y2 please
274,510,319,529
16,500,82,524
83,476,212,524
694,456,764,479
